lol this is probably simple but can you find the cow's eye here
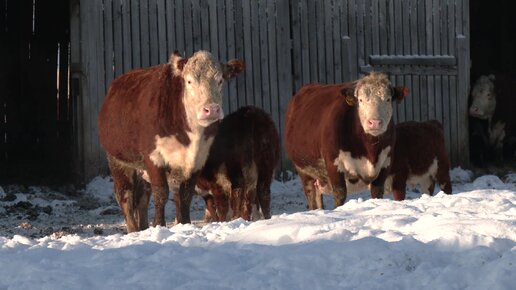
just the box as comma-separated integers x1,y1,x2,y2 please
218,79,223,85
386,97,391,102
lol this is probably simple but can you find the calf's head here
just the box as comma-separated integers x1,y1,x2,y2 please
469,74,496,120
171,50,244,128
344,72,408,136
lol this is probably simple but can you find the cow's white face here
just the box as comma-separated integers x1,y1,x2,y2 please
171,50,244,128
354,73,395,136
469,75,496,120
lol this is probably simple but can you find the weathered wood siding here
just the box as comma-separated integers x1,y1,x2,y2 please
72,0,470,182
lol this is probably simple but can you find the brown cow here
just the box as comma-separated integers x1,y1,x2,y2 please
388,120,452,199
285,72,409,209
196,106,280,222
98,50,244,232
315,120,452,201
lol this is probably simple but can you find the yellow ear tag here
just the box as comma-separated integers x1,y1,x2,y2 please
345,96,355,106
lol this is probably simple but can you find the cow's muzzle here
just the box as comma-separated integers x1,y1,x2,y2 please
200,104,224,121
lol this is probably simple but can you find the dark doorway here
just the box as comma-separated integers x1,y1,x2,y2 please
0,0,72,185
470,0,516,79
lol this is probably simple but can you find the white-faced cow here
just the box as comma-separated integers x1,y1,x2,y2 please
98,50,244,232
469,74,516,166
314,120,452,203
196,106,280,222
285,72,409,209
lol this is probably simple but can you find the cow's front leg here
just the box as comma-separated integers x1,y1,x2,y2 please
326,163,347,208
144,159,169,227
133,174,151,230
371,168,389,199
174,177,195,224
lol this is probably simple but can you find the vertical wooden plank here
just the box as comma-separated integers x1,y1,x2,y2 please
332,0,342,83
258,0,271,112
148,0,159,65
418,0,427,120
457,0,470,166
371,0,380,55
316,0,326,83
243,0,254,106
200,0,210,50
356,0,366,75
226,0,238,112
267,0,280,120
216,0,229,113
191,0,201,52
393,0,404,123
82,0,107,179
131,0,141,68
347,0,358,80
433,0,442,124
378,0,387,55
140,0,150,67
104,0,114,88
276,0,293,143
363,0,372,70
157,0,167,63
291,0,302,90
410,0,420,121
340,0,351,82
174,0,185,54
122,0,132,71
184,0,194,56
208,0,219,57
401,0,412,121
250,0,262,108
277,0,293,170
165,0,175,54
307,0,318,81
324,0,334,83
448,0,458,163
300,0,311,84
113,0,123,76
234,0,245,107
425,0,434,120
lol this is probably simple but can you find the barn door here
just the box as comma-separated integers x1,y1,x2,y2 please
353,0,470,165
0,0,71,184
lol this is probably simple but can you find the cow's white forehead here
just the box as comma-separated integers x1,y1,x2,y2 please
183,51,223,80
472,76,495,95
355,72,392,100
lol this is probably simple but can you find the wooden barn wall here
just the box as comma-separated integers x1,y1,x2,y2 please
72,0,469,182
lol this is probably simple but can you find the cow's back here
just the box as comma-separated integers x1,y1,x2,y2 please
285,83,354,164
98,64,187,165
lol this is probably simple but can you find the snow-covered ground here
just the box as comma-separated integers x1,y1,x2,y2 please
0,168,515,290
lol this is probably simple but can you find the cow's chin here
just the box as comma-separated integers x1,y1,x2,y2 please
197,117,220,127
469,112,488,119
364,128,386,137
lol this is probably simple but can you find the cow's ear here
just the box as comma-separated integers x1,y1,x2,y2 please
222,59,245,79
487,74,496,81
341,88,356,106
392,86,409,104
170,50,188,75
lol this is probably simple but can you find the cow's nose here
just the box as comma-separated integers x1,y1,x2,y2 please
469,106,479,114
367,119,383,129
202,104,223,119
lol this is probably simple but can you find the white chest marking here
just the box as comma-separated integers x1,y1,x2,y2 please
333,146,391,182
149,132,214,180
